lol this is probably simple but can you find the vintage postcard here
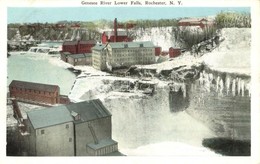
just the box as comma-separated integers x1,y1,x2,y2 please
1,0,260,163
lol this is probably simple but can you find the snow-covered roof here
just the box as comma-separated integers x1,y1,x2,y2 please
108,41,154,49
92,44,107,51
27,105,73,129
79,40,97,45
27,99,111,129
68,53,87,59
63,40,97,46
87,139,117,150
66,99,111,123
63,41,78,46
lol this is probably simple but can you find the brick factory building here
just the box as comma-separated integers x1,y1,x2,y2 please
62,40,97,54
9,80,70,105
101,18,133,44
155,46,162,56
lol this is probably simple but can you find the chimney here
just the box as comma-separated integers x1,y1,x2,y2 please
114,18,118,42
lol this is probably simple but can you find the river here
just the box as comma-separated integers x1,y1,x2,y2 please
7,52,76,95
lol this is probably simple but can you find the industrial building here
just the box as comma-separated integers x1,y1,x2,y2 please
62,40,96,54
9,80,70,105
92,41,155,71
25,99,118,156
101,18,133,44
67,53,92,66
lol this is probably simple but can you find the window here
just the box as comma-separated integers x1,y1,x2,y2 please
69,138,72,142
66,124,69,129
41,129,45,135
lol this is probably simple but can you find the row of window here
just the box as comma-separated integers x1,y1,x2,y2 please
112,57,154,62
113,49,153,53
112,53,153,57
11,87,55,96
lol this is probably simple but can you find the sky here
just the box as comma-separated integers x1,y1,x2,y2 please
7,7,250,24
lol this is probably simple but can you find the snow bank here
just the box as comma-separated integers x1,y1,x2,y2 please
69,75,138,102
135,53,200,73
121,141,219,156
202,28,251,75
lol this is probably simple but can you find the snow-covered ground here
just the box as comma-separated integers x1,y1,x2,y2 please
133,27,250,76
202,28,250,75
121,141,219,156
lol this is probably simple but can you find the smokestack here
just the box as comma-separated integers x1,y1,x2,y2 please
114,18,117,42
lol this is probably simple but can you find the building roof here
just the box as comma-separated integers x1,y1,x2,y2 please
92,44,107,51
63,40,97,46
63,41,78,46
87,139,117,150
104,31,127,37
68,53,86,59
27,99,111,129
9,80,59,93
66,99,111,123
79,40,97,45
108,41,154,49
178,18,214,24
27,105,73,129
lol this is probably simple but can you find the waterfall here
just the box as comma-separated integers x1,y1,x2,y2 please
237,78,241,96
226,77,230,95
199,72,203,85
182,83,186,98
219,79,224,96
216,76,220,93
232,79,236,96
245,82,251,97
241,80,245,97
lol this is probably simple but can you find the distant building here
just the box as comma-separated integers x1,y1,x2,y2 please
101,18,132,44
154,46,162,56
62,40,96,54
107,41,155,69
9,80,70,105
178,18,215,28
92,41,155,71
60,51,71,62
67,53,92,66
26,99,118,156
62,41,78,54
169,47,181,58
102,31,130,44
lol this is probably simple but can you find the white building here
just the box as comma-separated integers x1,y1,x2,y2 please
92,41,155,71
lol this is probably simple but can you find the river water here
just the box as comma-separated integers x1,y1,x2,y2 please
7,52,76,95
